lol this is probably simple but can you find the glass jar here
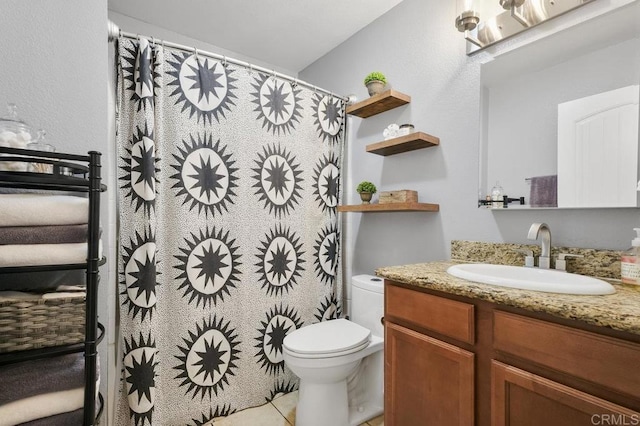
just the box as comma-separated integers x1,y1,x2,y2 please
0,104,38,171
491,181,504,208
0,103,37,147
27,130,56,173
398,124,415,136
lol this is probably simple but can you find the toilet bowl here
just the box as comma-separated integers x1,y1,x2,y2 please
283,275,384,426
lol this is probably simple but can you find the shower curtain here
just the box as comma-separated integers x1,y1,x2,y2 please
115,37,346,425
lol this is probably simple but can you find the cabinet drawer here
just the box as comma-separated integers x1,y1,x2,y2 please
492,360,639,426
385,283,475,344
494,311,640,398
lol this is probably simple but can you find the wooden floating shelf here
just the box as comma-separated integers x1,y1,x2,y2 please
346,89,411,118
337,202,440,213
367,132,440,156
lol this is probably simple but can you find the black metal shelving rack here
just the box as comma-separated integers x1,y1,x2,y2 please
0,146,106,425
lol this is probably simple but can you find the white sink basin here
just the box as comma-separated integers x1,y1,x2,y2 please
446,264,616,295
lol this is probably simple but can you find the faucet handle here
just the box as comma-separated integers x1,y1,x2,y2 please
555,253,584,272
514,248,535,267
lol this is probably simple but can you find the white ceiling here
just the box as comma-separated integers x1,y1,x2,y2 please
108,0,405,72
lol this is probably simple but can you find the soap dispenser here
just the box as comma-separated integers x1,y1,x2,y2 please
621,228,640,285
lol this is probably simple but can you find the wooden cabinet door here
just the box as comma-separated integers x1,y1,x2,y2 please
492,361,640,426
385,321,474,426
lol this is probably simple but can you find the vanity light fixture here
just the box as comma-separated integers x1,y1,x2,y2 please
455,0,596,54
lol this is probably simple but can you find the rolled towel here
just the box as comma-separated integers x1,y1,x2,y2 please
0,240,102,268
529,175,558,207
0,224,88,245
0,194,88,226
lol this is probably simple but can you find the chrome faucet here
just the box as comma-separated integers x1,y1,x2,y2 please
527,223,551,269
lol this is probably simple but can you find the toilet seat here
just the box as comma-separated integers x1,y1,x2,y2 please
283,318,371,359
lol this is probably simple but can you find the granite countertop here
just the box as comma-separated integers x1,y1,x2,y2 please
376,261,640,336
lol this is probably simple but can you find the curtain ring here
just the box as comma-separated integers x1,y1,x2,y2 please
292,78,298,88
150,36,155,47
271,70,277,81
194,47,199,63
222,55,227,68
248,63,253,74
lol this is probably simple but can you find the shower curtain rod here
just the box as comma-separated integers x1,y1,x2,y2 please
107,20,353,103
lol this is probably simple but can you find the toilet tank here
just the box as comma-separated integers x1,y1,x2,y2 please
351,275,384,338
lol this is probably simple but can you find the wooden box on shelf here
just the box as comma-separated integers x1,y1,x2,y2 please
379,190,418,204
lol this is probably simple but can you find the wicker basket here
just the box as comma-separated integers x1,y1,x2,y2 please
0,292,85,353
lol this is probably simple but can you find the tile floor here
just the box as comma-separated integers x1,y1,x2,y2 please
207,391,384,426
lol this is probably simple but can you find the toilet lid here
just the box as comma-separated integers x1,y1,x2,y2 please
283,318,371,355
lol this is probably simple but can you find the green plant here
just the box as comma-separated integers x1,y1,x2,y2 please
356,181,377,194
363,71,387,86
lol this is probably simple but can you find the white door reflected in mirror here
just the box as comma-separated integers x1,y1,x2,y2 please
558,85,639,208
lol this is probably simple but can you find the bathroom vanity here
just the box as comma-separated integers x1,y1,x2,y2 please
379,261,640,426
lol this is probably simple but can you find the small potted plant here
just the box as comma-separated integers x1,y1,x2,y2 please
356,181,377,204
364,71,387,97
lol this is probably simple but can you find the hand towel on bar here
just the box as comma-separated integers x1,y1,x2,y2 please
0,194,88,226
0,240,102,267
0,224,88,245
529,175,558,207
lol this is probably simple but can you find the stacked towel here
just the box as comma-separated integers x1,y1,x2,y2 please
0,241,102,268
0,188,100,425
0,353,100,426
0,194,98,289
529,175,558,207
0,224,88,245
0,194,88,226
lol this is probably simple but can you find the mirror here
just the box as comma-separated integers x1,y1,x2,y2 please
479,2,640,209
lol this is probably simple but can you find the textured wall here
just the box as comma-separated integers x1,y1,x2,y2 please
108,11,297,76
299,0,640,308
0,0,110,421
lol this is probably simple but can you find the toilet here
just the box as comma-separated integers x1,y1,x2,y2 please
283,275,384,426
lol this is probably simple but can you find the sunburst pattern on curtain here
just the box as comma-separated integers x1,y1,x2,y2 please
115,37,346,425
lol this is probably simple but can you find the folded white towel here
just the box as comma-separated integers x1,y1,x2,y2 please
0,378,100,426
0,194,88,226
0,241,102,267
0,387,84,426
